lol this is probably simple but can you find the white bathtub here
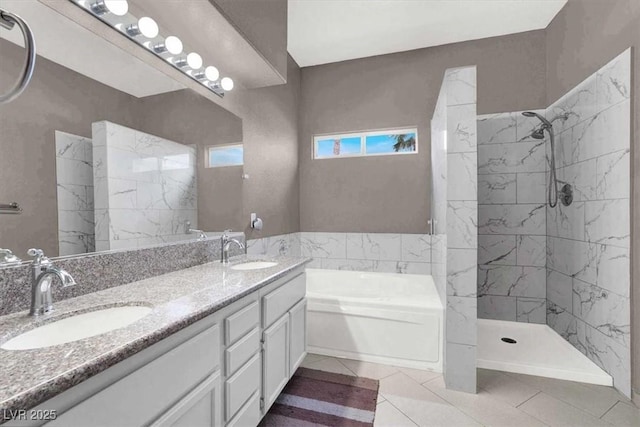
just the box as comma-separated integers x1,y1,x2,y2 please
306,268,443,371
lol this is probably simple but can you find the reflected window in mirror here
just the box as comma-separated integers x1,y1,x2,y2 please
207,144,244,168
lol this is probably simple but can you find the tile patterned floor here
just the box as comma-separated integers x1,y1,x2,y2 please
301,354,640,427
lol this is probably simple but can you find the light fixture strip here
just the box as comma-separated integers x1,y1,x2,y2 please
69,0,233,98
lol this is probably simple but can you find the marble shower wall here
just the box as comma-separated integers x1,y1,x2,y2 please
247,232,431,274
431,66,479,393
55,131,95,256
545,49,631,397
92,121,198,251
476,111,547,323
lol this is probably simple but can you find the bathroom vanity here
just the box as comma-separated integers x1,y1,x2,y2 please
0,257,308,427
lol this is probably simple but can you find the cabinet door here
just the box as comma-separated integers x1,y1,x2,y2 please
289,299,307,376
151,371,222,427
262,313,289,412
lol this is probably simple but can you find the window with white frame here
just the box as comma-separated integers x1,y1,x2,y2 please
313,128,418,159
206,144,243,168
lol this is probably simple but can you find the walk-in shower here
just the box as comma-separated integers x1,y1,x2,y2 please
522,111,573,207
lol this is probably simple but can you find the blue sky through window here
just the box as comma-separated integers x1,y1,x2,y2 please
316,136,361,157
365,133,417,154
209,145,243,167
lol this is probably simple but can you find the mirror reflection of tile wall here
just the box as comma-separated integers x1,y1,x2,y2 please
55,131,96,256
92,121,198,252
55,122,198,254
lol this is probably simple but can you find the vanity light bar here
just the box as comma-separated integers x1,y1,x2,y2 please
70,0,233,98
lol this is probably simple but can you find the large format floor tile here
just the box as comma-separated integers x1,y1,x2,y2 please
339,358,401,380
519,392,614,427
477,368,540,407
601,401,640,426
374,401,418,427
505,371,622,418
299,355,638,427
424,376,546,427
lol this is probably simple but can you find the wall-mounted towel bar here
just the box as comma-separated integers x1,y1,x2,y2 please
0,202,22,214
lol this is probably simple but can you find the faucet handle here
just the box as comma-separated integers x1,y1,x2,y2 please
0,248,21,265
27,248,48,265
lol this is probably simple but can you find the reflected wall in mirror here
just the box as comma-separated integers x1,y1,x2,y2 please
0,0,244,259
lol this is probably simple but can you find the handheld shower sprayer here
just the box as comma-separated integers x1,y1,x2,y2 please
522,111,573,207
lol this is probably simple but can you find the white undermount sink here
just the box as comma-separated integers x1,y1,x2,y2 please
230,261,278,271
1,306,152,351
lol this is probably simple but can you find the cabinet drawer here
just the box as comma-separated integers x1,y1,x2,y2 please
48,325,220,427
225,353,261,421
262,273,305,327
225,301,259,345
225,327,260,376
226,391,260,427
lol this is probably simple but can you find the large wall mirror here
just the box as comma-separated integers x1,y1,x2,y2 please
0,0,245,260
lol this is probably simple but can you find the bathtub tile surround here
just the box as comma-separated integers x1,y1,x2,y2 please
55,131,96,256
545,49,631,397
0,235,245,316
247,233,302,257
248,232,432,274
92,121,198,252
477,111,548,324
432,65,478,393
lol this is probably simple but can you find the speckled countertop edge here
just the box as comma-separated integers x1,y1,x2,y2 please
0,255,310,414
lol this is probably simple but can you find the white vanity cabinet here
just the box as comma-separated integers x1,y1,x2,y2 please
260,273,307,414
45,321,223,427
17,267,306,427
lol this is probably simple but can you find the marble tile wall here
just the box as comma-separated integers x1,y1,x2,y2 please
476,111,548,324
444,67,478,393
92,121,198,251
545,49,631,397
55,131,95,256
430,66,478,393
247,232,431,274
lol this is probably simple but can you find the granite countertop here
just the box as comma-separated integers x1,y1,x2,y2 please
0,255,309,414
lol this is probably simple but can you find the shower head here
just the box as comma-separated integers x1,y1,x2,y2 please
522,111,552,128
531,128,546,139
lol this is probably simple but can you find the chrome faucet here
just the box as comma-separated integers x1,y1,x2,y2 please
188,228,207,240
221,230,245,264
28,249,76,316
0,248,21,266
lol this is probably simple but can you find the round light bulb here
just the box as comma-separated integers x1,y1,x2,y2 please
204,66,219,81
187,52,203,69
221,77,234,91
103,0,128,16
138,17,158,38
164,36,183,55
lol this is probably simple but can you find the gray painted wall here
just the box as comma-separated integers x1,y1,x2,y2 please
545,0,640,400
0,39,138,257
299,30,547,234
210,0,288,82
0,39,301,257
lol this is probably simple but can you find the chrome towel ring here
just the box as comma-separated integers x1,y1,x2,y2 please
0,8,36,104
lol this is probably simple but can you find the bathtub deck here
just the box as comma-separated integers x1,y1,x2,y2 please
477,319,612,386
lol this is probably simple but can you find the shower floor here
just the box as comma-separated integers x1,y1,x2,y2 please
477,319,612,386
